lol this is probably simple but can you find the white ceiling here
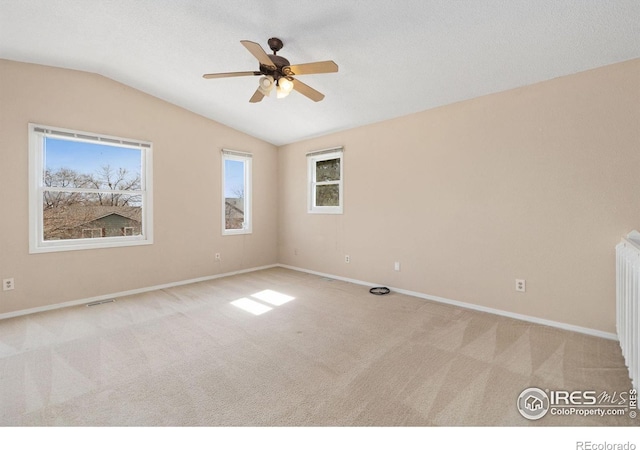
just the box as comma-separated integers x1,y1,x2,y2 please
1,1,639,146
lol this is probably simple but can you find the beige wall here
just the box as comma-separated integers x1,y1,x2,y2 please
278,58,640,333
0,59,278,315
2,58,639,333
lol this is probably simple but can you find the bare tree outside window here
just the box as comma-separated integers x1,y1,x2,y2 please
315,158,340,206
225,186,245,230
41,135,144,241
42,165,142,241
308,150,343,213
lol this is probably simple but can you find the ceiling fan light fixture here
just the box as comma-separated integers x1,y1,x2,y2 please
276,77,294,99
279,77,293,91
276,85,290,99
258,75,274,94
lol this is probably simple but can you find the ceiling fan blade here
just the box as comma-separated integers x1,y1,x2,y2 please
249,88,265,103
292,79,325,102
240,40,276,70
283,61,338,76
203,71,261,79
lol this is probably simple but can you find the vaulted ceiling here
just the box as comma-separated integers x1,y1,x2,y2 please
1,1,638,145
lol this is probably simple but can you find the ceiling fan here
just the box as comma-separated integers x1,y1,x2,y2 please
202,37,338,103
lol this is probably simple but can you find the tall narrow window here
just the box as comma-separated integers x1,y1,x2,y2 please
29,124,153,253
307,147,343,214
222,150,252,235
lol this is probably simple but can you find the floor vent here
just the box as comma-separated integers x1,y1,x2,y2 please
86,299,116,307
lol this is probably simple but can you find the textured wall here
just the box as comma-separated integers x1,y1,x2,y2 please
277,58,640,333
0,59,278,315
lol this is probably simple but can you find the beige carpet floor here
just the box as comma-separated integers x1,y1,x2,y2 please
0,267,635,426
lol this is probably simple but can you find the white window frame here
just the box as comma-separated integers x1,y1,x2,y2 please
28,123,153,253
307,147,343,214
222,149,252,235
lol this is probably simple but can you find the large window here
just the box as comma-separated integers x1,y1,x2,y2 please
222,149,252,235
307,147,343,214
29,124,153,253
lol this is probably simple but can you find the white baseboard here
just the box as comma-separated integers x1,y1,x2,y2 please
277,264,618,341
1,262,619,341
0,264,278,321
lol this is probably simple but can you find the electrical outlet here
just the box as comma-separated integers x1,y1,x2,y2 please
394,262,401,271
3,278,15,291
345,255,350,263
215,253,221,261
515,279,526,292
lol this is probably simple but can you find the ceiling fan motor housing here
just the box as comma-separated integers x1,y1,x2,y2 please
261,54,291,81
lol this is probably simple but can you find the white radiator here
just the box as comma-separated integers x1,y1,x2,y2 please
616,230,640,390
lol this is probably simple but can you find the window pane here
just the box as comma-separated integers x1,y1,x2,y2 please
44,137,141,189
316,158,340,182
224,159,245,230
316,184,340,207
225,197,245,230
43,192,142,241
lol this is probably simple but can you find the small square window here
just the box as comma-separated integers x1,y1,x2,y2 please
308,148,343,214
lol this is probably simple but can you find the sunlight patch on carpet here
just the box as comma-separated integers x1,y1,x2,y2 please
251,290,295,306
230,298,272,316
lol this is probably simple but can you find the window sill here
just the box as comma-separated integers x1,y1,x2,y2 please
30,236,153,254
223,229,253,236
308,208,343,215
